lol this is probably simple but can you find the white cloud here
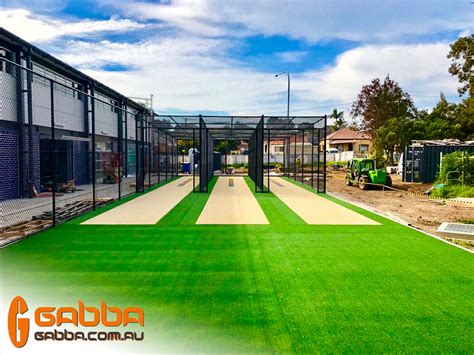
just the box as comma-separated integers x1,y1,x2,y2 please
276,51,308,63
1,3,463,115
51,37,459,115
295,43,459,110
105,0,471,43
0,8,147,42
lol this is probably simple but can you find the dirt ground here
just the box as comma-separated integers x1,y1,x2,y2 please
326,170,474,250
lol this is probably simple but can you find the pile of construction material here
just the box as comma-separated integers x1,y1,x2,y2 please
0,198,113,247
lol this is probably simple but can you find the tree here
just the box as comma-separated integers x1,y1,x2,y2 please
215,140,240,154
330,108,346,131
372,116,413,165
447,35,473,97
351,75,416,163
411,95,474,142
177,140,194,154
351,75,415,132
455,97,474,140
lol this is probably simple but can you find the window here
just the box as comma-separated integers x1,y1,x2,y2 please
274,146,284,153
359,144,369,153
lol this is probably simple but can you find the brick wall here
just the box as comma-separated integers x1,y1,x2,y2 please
0,121,19,201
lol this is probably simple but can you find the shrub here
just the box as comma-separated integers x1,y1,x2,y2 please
437,151,474,185
431,184,474,199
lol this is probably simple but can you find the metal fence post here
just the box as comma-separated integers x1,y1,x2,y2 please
294,133,297,182
192,128,196,192
148,120,151,188
90,84,96,209
49,80,56,225
157,129,161,183
311,126,314,189
124,100,128,177
141,115,145,191
117,103,122,200
135,113,139,192
165,133,169,181
267,128,270,192
26,48,34,198
301,129,304,184
317,128,321,192
323,114,327,193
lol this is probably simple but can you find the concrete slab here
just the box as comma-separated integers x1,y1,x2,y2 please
196,177,269,225
269,177,379,225
81,177,196,225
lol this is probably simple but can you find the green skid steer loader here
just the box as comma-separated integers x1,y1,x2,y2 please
345,158,392,190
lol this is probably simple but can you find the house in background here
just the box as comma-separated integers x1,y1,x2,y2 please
320,128,372,158
230,141,248,155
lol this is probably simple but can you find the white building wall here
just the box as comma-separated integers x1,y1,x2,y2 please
1,63,138,141
26,80,84,132
95,105,118,138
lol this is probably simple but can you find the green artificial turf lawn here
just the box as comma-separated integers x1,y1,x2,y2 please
1,176,473,352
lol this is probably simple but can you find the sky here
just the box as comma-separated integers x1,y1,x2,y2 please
1,0,472,119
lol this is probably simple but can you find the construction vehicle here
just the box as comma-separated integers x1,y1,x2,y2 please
345,158,392,190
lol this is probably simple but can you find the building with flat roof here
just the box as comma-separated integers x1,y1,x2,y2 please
0,28,161,202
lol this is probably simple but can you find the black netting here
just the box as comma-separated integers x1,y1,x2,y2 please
0,58,177,247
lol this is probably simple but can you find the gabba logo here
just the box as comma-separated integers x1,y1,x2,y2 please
7,296,144,348
8,296,29,348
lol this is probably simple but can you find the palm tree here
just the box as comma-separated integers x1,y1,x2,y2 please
330,108,346,131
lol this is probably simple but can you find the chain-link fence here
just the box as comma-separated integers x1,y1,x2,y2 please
0,57,177,247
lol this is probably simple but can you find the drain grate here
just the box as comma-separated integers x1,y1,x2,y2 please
437,222,474,236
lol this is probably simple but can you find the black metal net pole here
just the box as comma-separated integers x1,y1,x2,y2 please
301,130,304,184
49,80,56,225
165,133,168,181
118,106,122,199
157,129,161,184
323,115,327,193
267,128,270,192
175,138,178,177
148,121,152,188
124,101,128,178
317,128,321,192
26,49,34,198
311,126,314,189
141,116,145,191
294,133,297,182
91,84,96,209
135,113,139,193
177,139,180,177
192,128,196,192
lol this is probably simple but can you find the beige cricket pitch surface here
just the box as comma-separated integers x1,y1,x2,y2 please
196,176,269,225
269,177,379,225
81,177,197,225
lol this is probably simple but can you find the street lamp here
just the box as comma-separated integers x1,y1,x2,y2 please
276,71,290,177
275,71,290,119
